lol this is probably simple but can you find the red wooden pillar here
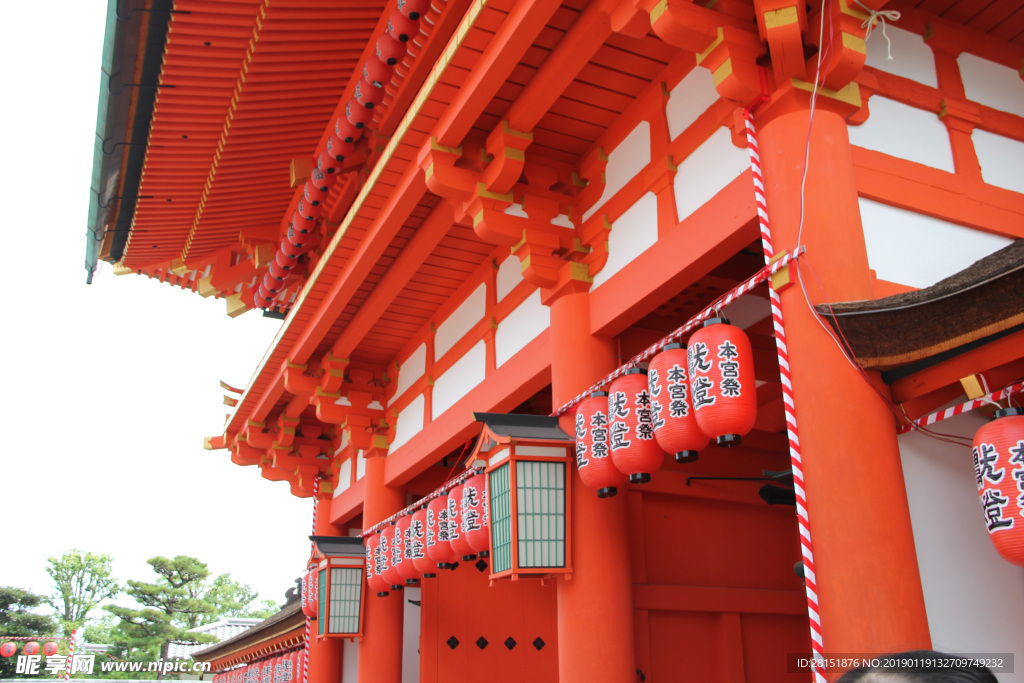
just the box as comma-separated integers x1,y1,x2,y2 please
357,456,406,683
755,91,931,657
548,286,637,683
308,508,344,682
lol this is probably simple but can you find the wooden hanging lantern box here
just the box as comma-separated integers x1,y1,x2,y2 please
309,536,367,639
468,413,573,581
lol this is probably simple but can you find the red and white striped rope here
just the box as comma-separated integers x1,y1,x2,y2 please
301,477,320,683
550,248,804,417
63,629,76,682
897,381,1024,434
0,636,73,641
744,109,826,683
360,465,487,538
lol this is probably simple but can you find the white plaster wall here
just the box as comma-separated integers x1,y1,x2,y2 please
402,586,421,683
972,129,1024,194
583,121,651,221
848,96,955,172
431,340,487,419
333,457,352,497
592,192,658,289
859,198,1013,288
505,202,573,229
391,393,425,452
434,283,486,360
496,255,523,302
673,127,749,222
356,450,366,480
722,294,770,330
666,66,720,140
899,412,1024,682
342,637,358,683
959,52,1024,118
864,25,937,87
394,343,426,401
496,289,550,367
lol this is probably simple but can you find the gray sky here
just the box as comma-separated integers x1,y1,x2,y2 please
0,1,313,615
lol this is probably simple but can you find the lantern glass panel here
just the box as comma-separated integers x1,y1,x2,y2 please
317,569,327,636
328,567,362,635
489,463,513,573
515,460,566,568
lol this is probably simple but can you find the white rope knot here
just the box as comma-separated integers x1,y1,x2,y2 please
854,0,901,60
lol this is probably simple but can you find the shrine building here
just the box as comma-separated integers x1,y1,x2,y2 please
88,0,1024,680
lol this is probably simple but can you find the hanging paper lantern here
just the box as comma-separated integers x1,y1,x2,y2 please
973,407,1024,567
280,651,295,683
608,369,663,484
387,10,420,43
317,150,339,174
448,482,476,561
334,116,362,145
364,57,395,88
574,391,628,497
297,198,322,221
395,515,421,584
273,250,296,272
463,472,491,556
649,343,710,463
303,181,327,207
376,32,407,66
397,0,431,20
261,659,272,683
345,99,374,129
687,318,757,446
42,642,59,657
366,532,390,596
382,522,406,590
301,569,317,619
426,493,458,569
1,643,15,657
446,482,474,560
310,166,335,194
354,78,385,109
410,508,436,577
23,642,40,656
327,134,354,163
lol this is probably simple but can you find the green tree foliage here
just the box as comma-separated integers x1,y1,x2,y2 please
0,586,58,679
104,556,216,680
199,574,276,625
46,550,119,634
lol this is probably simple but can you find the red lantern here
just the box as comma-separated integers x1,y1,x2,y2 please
376,32,407,66
448,482,476,560
463,472,490,556
409,508,435,577
366,532,390,596
387,10,420,43
42,641,58,656
395,515,421,584
397,0,431,20
310,166,335,194
261,659,272,683
301,569,317,619
334,116,362,144
426,494,458,569
574,391,628,497
687,318,757,446
346,99,374,129
363,57,395,88
297,198,322,221
1,642,15,657
280,237,306,260
649,343,709,463
973,407,1024,567
317,150,339,174
23,642,40,656
382,522,405,590
326,134,354,163
608,369,664,483
294,650,305,682
354,78,385,110
446,482,475,560
274,250,296,272
303,181,327,207
280,651,296,683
